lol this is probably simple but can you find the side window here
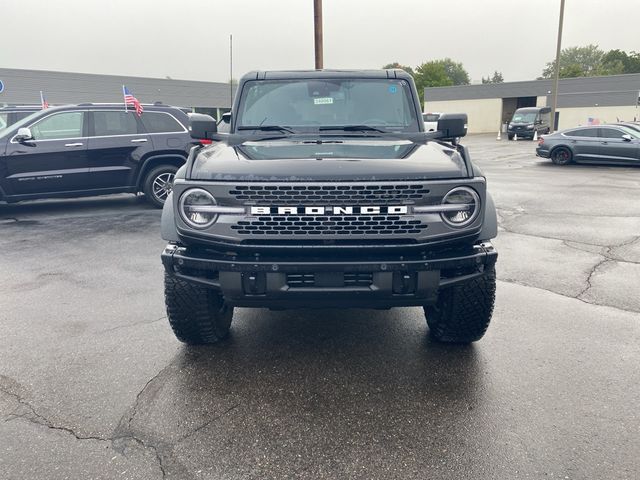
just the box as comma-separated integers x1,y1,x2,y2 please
30,112,84,140
566,128,598,138
15,111,36,122
0,112,8,130
140,112,185,133
599,128,626,139
93,111,141,136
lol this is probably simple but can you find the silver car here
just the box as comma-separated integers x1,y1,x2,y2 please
536,125,640,165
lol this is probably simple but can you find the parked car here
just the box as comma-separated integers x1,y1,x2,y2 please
422,112,441,132
0,103,192,207
0,106,42,131
536,125,640,165
508,107,551,140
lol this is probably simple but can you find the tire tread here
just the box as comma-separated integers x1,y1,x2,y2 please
424,266,496,343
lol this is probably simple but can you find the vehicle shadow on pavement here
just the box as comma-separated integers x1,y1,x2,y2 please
0,194,154,218
124,307,493,478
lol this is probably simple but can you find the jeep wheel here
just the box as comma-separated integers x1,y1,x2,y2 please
551,147,572,165
143,165,177,208
424,265,496,343
507,134,514,140
164,273,233,344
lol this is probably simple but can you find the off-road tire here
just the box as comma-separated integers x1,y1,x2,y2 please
143,165,178,208
424,265,496,343
507,133,514,140
164,273,233,344
551,147,573,165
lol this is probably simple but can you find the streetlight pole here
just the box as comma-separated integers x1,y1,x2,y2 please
550,0,565,131
313,0,323,69
229,34,233,108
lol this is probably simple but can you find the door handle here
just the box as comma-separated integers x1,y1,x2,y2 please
131,138,148,143
64,143,83,147
601,141,609,145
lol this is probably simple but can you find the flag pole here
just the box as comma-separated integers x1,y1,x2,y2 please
123,85,127,113
40,91,44,109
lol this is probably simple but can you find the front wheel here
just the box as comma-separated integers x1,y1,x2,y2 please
424,265,496,343
164,273,234,344
551,147,573,165
143,165,178,208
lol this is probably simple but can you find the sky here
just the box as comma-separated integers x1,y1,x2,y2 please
1,0,639,84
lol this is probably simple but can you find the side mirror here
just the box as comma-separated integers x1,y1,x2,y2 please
437,113,467,139
621,134,633,142
189,113,217,140
221,112,231,124
14,127,34,143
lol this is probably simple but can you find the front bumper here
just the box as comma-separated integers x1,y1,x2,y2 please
508,129,536,138
162,242,498,308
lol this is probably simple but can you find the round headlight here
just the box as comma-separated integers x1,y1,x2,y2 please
179,188,218,228
441,187,480,228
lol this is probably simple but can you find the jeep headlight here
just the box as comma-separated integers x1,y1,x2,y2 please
441,187,480,227
526,124,534,129
179,188,218,228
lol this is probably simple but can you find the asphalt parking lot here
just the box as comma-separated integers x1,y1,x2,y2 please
1,135,638,480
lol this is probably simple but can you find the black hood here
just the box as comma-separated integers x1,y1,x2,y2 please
190,138,469,182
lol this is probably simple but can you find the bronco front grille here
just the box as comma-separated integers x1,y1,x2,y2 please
229,184,430,204
231,215,427,236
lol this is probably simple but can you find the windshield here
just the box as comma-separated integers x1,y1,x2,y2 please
511,112,537,123
235,78,420,133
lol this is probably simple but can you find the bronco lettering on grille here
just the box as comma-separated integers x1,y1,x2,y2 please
250,206,409,215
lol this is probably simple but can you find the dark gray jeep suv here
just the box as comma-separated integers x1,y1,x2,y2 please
161,70,498,345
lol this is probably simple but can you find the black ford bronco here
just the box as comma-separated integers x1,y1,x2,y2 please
161,70,498,344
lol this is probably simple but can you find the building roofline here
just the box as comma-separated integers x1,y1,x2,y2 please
0,67,228,86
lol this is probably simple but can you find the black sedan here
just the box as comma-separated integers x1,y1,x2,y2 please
536,125,640,165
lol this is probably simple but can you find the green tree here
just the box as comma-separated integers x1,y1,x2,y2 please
482,71,504,84
382,62,415,76
414,58,470,103
541,44,625,78
602,49,640,74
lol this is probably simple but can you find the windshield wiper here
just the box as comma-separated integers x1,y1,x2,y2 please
319,125,386,133
237,125,296,134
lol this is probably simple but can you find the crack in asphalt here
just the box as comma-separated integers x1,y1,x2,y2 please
0,377,108,443
174,403,241,445
497,278,639,314
576,257,613,299
0,373,170,479
97,315,167,335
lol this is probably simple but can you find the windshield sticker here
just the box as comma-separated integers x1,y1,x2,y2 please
313,97,334,105
388,85,398,94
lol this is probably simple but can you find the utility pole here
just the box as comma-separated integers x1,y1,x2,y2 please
550,0,565,131
313,0,323,69
229,34,233,108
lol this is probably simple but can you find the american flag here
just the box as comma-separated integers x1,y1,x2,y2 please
40,91,49,109
123,86,144,116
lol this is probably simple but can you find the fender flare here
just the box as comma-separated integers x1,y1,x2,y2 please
161,192,179,242
479,191,498,241
137,153,187,189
